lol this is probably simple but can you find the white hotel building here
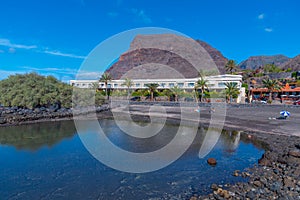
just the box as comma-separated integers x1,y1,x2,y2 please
70,74,245,103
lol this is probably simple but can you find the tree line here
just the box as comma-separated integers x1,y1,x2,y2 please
0,73,73,108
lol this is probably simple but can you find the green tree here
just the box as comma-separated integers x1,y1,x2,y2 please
225,60,238,74
0,73,72,108
262,78,282,102
224,82,240,103
263,64,282,73
99,73,112,100
170,86,183,102
195,78,208,102
162,89,173,101
122,78,133,99
145,83,159,101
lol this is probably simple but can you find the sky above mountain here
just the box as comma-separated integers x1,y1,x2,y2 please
0,0,299,81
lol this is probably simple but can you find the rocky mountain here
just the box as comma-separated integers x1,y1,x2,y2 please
105,34,228,79
281,54,300,71
239,55,290,70
195,40,228,73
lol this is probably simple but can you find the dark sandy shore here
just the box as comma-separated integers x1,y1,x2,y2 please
111,103,300,137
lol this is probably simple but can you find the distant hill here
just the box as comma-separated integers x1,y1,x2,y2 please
239,55,290,70
105,34,228,79
281,54,300,71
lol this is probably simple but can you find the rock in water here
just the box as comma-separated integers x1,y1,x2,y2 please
207,158,217,166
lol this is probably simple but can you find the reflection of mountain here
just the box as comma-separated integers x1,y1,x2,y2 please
0,121,76,151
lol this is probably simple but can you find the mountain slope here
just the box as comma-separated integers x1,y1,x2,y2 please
239,55,290,70
281,54,300,71
105,34,228,79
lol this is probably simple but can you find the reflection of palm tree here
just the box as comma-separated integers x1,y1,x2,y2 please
99,73,112,100
122,78,133,100
145,83,159,101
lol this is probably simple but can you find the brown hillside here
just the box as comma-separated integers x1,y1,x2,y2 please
105,34,228,79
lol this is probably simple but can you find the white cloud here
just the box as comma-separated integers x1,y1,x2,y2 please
22,66,78,75
130,8,152,24
75,71,102,80
44,50,86,59
258,13,265,20
264,28,273,32
8,47,16,53
0,38,37,49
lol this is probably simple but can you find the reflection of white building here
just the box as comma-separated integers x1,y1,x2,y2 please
70,74,245,103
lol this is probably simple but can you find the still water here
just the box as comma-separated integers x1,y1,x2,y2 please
0,120,264,199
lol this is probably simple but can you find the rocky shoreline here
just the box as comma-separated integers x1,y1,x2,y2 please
0,105,110,126
196,131,300,200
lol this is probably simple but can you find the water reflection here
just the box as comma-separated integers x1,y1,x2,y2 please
0,121,76,151
0,120,265,199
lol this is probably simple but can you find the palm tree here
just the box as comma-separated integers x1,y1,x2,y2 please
225,60,238,74
145,83,159,101
122,78,133,100
99,73,112,100
262,78,281,102
170,85,183,102
224,82,240,103
195,78,208,102
162,89,173,101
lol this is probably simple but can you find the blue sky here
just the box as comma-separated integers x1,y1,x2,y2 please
0,0,299,81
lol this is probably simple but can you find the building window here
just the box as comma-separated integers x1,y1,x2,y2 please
218,82,226,87
107,84,111,88
160,83,166,88
114,84,118,87
188,83,194,87
136,83,140,87
169,83,175,87
177,83,184,87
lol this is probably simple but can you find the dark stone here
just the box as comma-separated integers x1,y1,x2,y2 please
270,182,282,193
258,157,271,166
253,180,262,188
0,117,5,124
207,158,217,166
246,191,256,199
211,184,218,191
34,108,41,114
288,150,300,158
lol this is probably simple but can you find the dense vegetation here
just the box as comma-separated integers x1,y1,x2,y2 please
0,73,73,108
